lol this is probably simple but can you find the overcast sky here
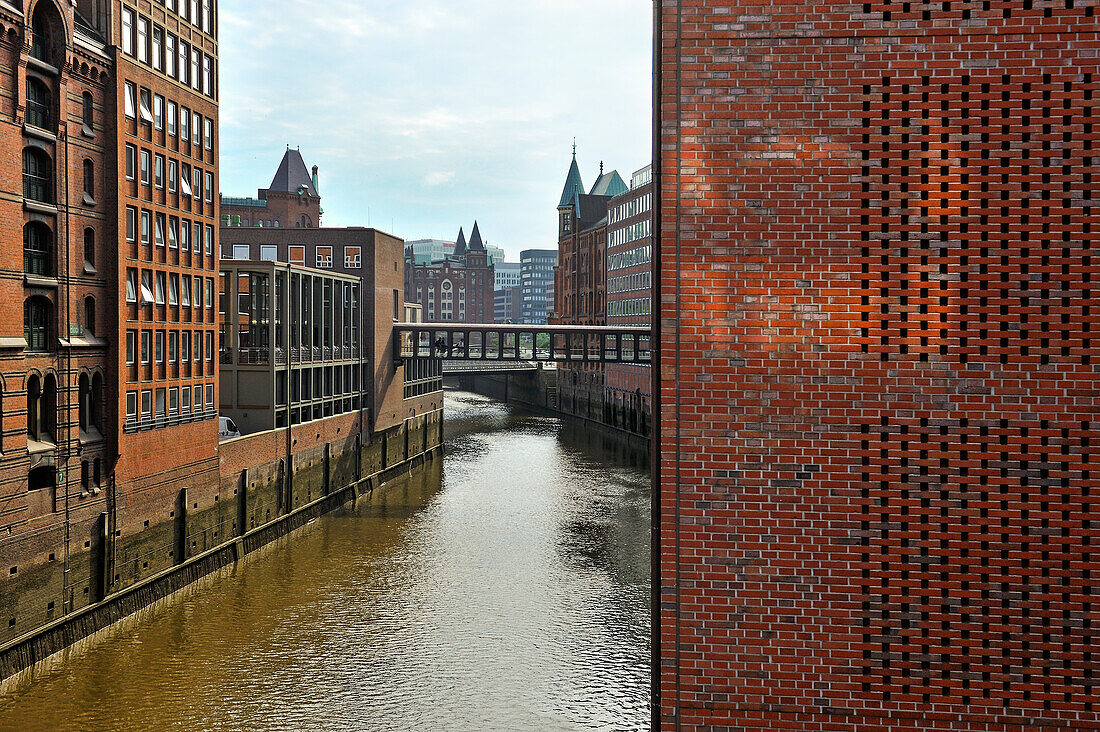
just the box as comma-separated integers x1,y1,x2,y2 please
218,0,653,261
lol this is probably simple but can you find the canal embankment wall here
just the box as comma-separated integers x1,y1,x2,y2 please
0,409,443,682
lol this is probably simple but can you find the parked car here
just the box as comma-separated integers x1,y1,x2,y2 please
219,416,241,440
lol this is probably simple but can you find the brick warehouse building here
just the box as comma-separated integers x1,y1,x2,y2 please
550,150,626,417
656,2,1098,730
404,224,494,324
0,0,220,642
220,146,321,229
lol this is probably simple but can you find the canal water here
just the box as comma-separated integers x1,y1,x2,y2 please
0,391,651,731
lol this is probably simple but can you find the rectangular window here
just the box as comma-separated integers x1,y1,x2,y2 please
193,382,202,410
125,144,136,180
205,225,215,255
155,213,165,247
140,210,151,245
165,34,175,78
193,112,202,149
205,332,213,362
203,55,212,96
153,95,164,130
181,386,190,414
126,331,136,365
344,246,361,268
194,277,202,309
122,9,134,56
155,388,165,419
141,271,155,304
178,41,189,86
260,245,278,261
152,26,163,70
126,392,138,424
141,330,151,363
167,100,177,136
137,16,148,63
182,276,191,306
155,331,165,363
124,82,136,118
232,244,249,260
206,384,214,411
126,207,137,243
169,387,178,415
140,149,150,184
180,219,190,252
316,246,333,268
155,272,166,305
168,160,178,194
289,246,305,265
204,172,213,203
191,0,200,27
195,223,204,254
204,118,213,151
203,0,212,33
126,268,138,302
169,274,179,306
141,390,152,419
193,168,202,200
154,154,165,189
169,331,178,363
206,278,214,309
193,331,201,362
180,164,193,197
180,106,190,142
168,217,178,249
139,88,153,124
191,48,201,90
181,333,190,364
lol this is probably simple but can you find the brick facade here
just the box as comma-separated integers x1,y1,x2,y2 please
657,2,1098,730
404,227,495,324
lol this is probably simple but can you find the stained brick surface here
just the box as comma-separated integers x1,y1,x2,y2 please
657,1,1098,729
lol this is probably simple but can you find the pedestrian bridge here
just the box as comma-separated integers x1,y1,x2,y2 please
441,361,541,374
397,323,652,364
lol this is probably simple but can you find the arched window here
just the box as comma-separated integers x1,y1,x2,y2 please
93,457,101,487
91,372,104,432
82,91,93,130
26,77,50,129
26,375,40,439
23,147,52,203
30,1,63,67
24,297,51,352
83,159,94,199
83,227,95,267
84,295,95,337
78,373,90,431
81,460,89,492
42,374,57,441
23,222,51,275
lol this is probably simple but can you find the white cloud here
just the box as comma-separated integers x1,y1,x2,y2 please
424,171,456,186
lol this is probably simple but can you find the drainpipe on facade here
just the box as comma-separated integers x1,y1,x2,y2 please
60,105,73,615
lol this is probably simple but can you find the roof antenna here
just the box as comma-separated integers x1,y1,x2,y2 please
600,161,604,175
572,138,576,157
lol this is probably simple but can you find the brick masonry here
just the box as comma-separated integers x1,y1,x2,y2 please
657,1,1098,729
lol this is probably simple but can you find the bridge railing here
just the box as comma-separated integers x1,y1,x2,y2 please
396,323,652,364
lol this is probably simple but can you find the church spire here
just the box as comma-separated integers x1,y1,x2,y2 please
558,143,585,208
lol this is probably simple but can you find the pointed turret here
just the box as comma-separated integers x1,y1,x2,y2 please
558,148,585,209
268,147,318,196
453,227,467,256
469,221,485,250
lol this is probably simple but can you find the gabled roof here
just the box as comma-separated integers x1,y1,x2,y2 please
453,227,467,256
577,194,612,228
469,221,485,250
589,170,627,197
558,153,585,209
268,148,318,197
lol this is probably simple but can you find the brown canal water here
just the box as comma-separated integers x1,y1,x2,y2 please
0,391,651,731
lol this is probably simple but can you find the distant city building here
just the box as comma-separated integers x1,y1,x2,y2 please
405,239,455,265
520,249,556,325
494,286,523,323
495,261,521,290
604,164,653,433
221,147,322,229
404,224,495,323
484,244,506,266
551,148,626,415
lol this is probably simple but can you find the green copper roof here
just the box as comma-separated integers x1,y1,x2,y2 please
558,153,585,208
589,170,628,197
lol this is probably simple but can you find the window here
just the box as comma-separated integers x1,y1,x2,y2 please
141,330,151,363
191,0,200,27
193,112,202,148
139,88,153,124
125,144,136,180
180,164,193,196
155,271,166,305
126,331,136,365
23,222,50,276
260,245,278,261
204,118,213,150
180,219,189,252
24,298,50,352
166,34,175,78
191,48,200,91
180,107,190,141
205,332,213,362
126,392,138,425
26,78,50,130
169,387,178,415
155,213,165,248
193,382,202,410
152,26,163,70
204,172,213,203
289,246,305,265
22,148,51,203
168,217,178,250
182,276,191,306
193,331,201,361
178,42,189,86
168,160,178,194
141,210,151,245
122,8,134,55
206,384,214,411
126,269,137,303
202,55,212,96
155,331,165,363
124,82,136,119
141,271,154,304
345,246,361,268
169,332,178,363
169,274,179,306
232,244,249,260
141,390,152,420
140,149,150,184
195,223,204,254
82,160,94,201
193,167,201,200
316,246,333,268
154,154,164,189
84,296,95,337
202,0,212,33
154,95,164,130
155,388,165,419
137,16,148,63
206,278,214,309
194,277,202,310
83,228,94,267
181,386,190,414
181,332,190,363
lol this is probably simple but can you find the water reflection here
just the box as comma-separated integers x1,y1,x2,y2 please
0,391,650,731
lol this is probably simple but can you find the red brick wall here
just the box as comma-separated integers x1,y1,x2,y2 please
657,2,1098,729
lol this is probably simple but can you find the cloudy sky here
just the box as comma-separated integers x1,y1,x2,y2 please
218,0,653,261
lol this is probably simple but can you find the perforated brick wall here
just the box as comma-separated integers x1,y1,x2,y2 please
656,1,1098,729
